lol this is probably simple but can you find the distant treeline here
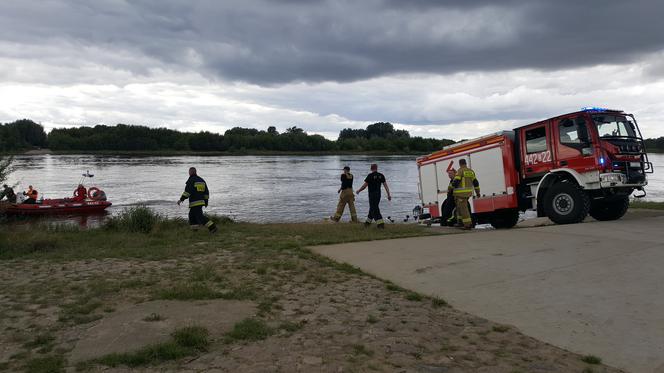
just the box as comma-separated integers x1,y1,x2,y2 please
0,119,455,153
644,137,664,151
3,119,663,154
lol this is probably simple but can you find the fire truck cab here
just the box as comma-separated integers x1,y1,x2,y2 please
417,108,653,227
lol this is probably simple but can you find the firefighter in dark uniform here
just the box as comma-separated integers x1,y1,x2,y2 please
177,167,217,233
331,166,358,222
449,159,480,230
440,168,457,226
356,163,392,229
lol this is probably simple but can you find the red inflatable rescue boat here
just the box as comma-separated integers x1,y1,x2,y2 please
1,199,112,215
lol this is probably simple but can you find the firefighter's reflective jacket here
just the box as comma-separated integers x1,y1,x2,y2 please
179,175,209,208
449,166,480,198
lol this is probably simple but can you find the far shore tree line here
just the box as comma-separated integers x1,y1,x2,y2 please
2,119,664,155
0,119,455,153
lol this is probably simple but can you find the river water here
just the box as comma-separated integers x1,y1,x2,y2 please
5,153,663,224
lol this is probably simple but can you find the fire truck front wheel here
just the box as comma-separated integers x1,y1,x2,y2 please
589,196,629,221
543,182,590,224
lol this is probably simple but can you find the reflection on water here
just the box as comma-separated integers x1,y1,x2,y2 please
4,153,663,224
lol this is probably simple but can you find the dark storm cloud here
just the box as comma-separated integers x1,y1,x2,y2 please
1,0,663,85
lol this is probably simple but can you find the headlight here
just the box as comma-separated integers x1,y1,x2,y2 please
600,173,624,183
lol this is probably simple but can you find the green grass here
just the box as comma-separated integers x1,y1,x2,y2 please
350,344,374,357
24,355,65,373
431,297,448,308
581,355,602,364
224,318,274,343
156,283,223,300
0,221,439,262
82,326,208,369
630,200,664,210
492,325,510,333
404,292,423,302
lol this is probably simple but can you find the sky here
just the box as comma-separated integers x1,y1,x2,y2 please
1,0,663,140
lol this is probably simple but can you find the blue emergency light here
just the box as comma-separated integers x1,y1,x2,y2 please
581,107,609,112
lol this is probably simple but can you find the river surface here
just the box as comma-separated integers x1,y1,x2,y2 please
5,153,663,224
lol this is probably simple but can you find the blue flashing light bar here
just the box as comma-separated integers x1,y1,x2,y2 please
599,157,605,165
581,106,621,112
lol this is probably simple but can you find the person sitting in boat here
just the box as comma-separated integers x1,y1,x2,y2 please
0,184,17,203
22,185,38,204
72,184,88,202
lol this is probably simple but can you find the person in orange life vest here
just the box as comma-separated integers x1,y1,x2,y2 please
23,185,38,204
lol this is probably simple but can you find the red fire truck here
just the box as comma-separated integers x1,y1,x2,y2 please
417,108,653,228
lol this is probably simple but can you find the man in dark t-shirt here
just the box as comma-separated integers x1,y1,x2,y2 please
356,163,392,228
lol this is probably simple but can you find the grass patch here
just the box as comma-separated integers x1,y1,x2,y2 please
83,326,208,369
351,344,374,357
404,292,423,302
156,283,222,300
630,200,664,210
24,355,65,373
492,325,510,333
1,217,440,261
278,321,304,333
581,355,602,364
366,315,378,324
431,297,448,308
23,333,55,349
104,206,165,234
224,318,274,343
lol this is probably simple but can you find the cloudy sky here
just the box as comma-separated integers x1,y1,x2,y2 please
1,0,663,140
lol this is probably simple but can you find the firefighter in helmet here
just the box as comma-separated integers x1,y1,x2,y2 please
331,166,358,223
177,167,218,233
449,159,480,230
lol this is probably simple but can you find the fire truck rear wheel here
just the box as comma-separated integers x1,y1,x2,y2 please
489,209,519,229
544,182,590,224
589,196,629,221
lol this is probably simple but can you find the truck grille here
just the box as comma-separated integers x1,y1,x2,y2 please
612,161,646,184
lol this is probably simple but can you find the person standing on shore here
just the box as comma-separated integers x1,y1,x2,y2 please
177,167,218,233
450,158,480,230
331,166,358,223
356,163,391,229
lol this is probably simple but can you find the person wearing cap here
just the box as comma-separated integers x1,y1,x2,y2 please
356,163,391,229
0,184,17,203
331,166,358,223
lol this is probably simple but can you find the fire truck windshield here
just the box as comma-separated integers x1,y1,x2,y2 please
592,114,638,138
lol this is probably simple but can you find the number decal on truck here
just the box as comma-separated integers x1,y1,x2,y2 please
524,150,551,166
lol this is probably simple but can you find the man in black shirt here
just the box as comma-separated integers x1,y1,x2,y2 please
177,167,218,233
356,163,392,228
331,166,358,222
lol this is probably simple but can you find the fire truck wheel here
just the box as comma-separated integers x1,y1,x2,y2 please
489,209,519,229
544,182,590,224
589,196,629,221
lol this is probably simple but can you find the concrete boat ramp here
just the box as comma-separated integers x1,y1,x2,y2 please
311,210,664,373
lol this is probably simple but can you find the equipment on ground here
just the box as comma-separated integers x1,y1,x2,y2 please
417,108,653,228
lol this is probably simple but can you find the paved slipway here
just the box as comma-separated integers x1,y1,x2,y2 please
311,210,664,373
